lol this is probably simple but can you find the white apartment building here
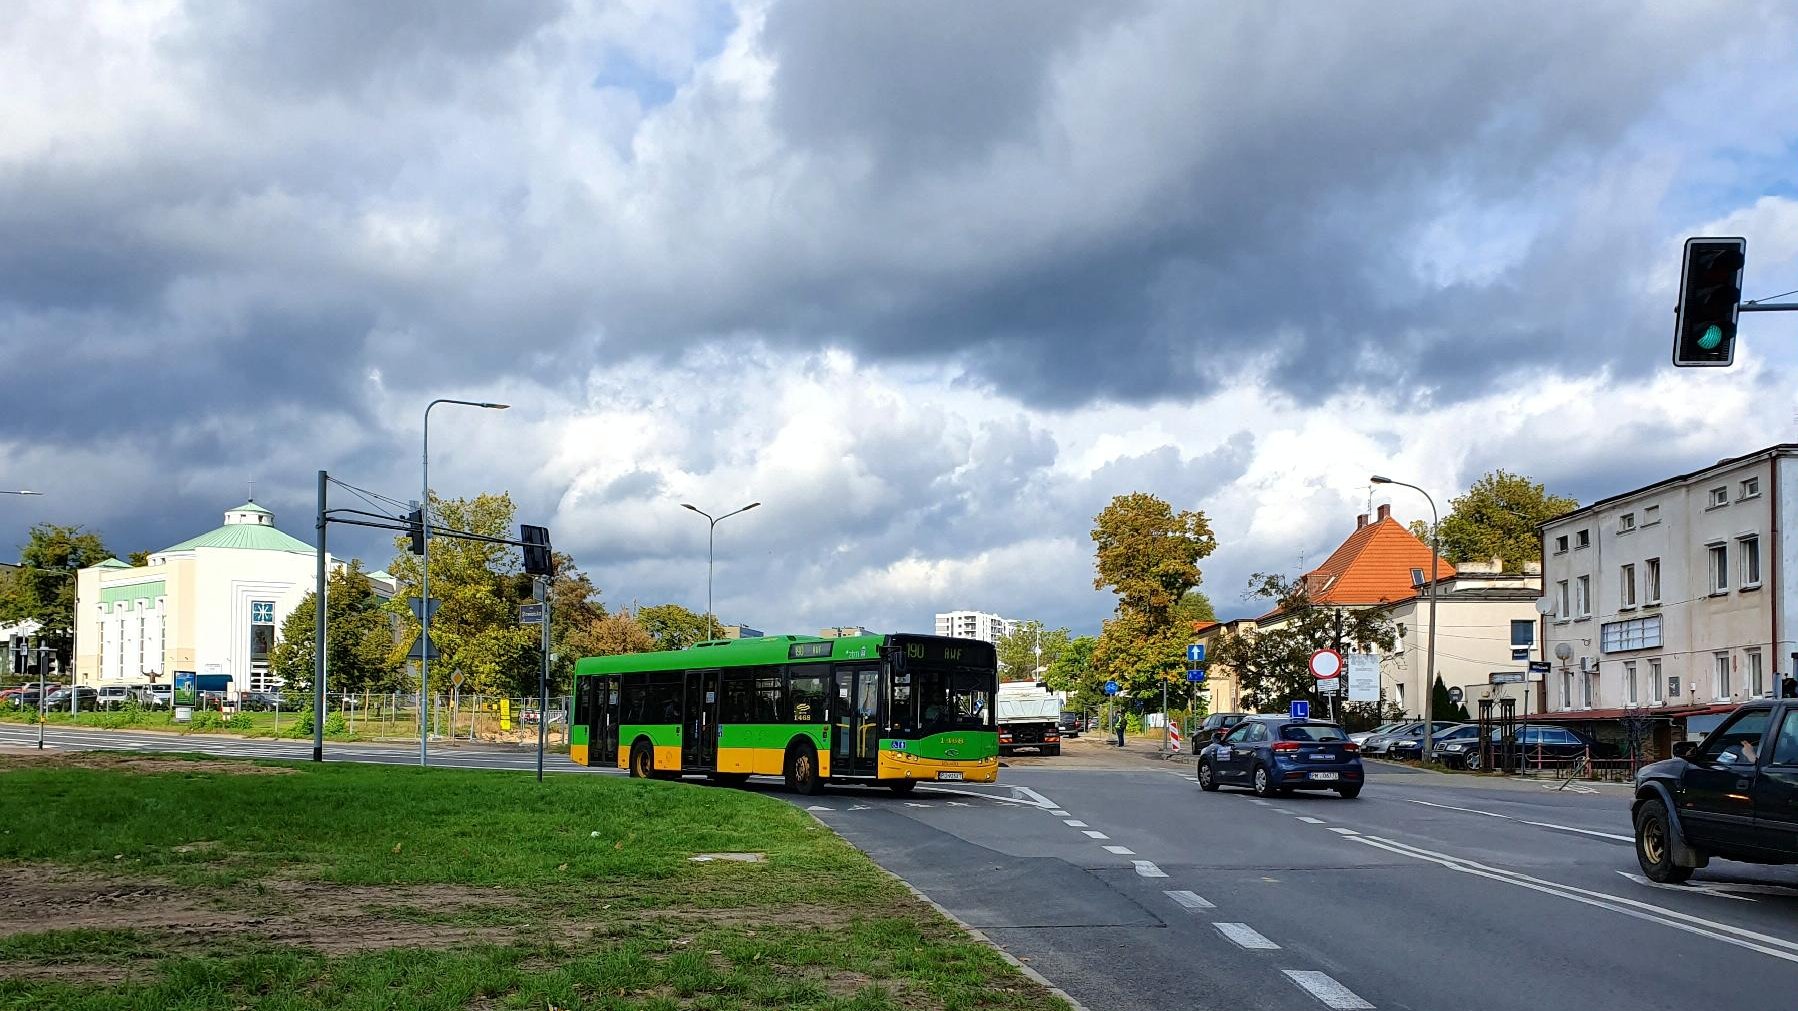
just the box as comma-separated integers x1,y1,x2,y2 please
1541,445,1798,740
1383,560,1543,717
934,610,1017,644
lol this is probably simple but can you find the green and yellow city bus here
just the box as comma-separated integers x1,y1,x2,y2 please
570,633,998,793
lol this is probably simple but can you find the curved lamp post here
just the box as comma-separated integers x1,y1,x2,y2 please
1371,474,1440,763
680,502,760,640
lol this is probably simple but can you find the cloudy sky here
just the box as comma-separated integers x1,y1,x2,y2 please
4,0,1798,635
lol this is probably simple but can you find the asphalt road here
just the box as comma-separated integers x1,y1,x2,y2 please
12,725,1798,1009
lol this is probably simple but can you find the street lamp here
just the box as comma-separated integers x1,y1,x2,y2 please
1371,474,1440,763
420,398,508,767
680,501,760,640
1,490,41,496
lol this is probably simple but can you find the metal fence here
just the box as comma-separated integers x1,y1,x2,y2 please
322,691,573,748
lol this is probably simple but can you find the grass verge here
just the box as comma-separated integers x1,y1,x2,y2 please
0,753,1064,1010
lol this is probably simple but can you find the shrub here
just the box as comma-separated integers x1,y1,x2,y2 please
223,713,256,732
324,712,349,738
187,711,224,731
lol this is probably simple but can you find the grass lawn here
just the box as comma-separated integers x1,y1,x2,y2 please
0,753,1064,1010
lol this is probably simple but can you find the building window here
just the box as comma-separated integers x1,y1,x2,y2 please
1510,619,1534,647
1715,652,1732,700
1560,671,1572,709
1645,558,1661,605
1650,659,1663,702
250,600,276,692
1709,486,1729,508
1741,477,1761,500
1554,535,1569,554
1620,564,1636,608
1600,614,1663,653
1575,529,1591,549
1709,544,1729,594
1749,649,1766,697
1740,535,1761,588
1625,661,1638,705
1555,580,1570,620
136,614,145,675
1575,575,1591,618
1582,671,1595,709
1643,505,1660,525
1619,513,1635,533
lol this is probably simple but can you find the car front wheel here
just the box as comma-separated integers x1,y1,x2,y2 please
1634,797,1694,884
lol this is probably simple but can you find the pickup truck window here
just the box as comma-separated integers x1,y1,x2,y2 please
1770,711,1798,766
1699,709,1772,765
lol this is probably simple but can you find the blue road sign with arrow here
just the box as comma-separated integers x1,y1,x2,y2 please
1187,643,1205,664
1103,680,1120,695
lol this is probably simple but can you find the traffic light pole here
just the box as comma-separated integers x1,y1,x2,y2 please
314,470,328,763
536,576,550,784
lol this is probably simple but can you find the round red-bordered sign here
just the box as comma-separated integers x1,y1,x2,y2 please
1309,649,1344,680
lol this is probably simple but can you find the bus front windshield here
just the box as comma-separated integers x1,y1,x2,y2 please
910,668,994,733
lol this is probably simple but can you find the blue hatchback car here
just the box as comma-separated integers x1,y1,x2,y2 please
1197,716,1364,798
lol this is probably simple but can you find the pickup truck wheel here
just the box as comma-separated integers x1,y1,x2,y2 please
1635,798,1694,883
1198,762,1219,792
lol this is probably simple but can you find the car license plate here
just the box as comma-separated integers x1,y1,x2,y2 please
1310,772,1339,781
937,772,963,781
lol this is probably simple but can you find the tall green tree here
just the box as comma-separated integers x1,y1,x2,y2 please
1044,635,1101,710
1432,674,1470,722
384,492,537,696
271,561,405,695
0,523,112,667
637,603,711,650
1089,493,1217,698
588,608,657,655
1210,573,1399,714
1174,589,1217,629
996,620,1071,682
1429,470,1578,571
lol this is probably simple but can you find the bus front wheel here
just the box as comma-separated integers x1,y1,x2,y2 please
629,741,654,779
786,742,823,796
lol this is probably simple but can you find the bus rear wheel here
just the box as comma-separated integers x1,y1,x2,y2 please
786,742,823,796
629,741,654,779
888,779,917,795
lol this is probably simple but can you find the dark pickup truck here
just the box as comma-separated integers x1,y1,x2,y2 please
1633,699,1798,882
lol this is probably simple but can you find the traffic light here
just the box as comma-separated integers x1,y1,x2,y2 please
406,509,425,555
1673,237,1746,367
9,639,24,675
521,524,552,577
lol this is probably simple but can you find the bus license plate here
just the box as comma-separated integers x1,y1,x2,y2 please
937,772,964,781
1310,772,1339,781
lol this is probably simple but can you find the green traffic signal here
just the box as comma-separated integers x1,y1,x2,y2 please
1697,323,1723,351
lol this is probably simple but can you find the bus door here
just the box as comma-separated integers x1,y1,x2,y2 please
595,677,620,766
833,665,881,776
684,669,721,770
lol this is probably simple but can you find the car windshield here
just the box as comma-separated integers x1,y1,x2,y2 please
1281,724,1348,742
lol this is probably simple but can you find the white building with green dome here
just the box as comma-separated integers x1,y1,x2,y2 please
72,500,391,696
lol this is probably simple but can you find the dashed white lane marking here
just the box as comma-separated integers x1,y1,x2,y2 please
1133,860,1167,878
1328,827,1360,836
1297,816,1326,824
1283,970,1374,1009
1064,819,1088,827
1270,808,1297,815
1049,809,1070,817
903,802,932,808
1103,845,1136,855
1214,922,1280,950
1185,777,1200,783
1164,890,1215,910
1083,830,1109,839
1247,798,1272,807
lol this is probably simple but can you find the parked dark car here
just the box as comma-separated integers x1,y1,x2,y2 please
1362,721,1460,757
1197,716,1364,798
1057,711,1084,738
1387,723,1480,761
1633,700,1798,882
43,686,100,709
1198,712,1251,745
1458,724,1617,771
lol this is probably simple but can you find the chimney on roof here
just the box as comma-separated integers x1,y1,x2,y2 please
1376,504,1391,522
1356,513,1368,530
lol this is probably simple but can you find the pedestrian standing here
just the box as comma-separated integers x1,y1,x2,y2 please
1115,714,1126,748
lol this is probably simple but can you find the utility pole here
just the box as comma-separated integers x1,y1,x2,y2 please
536,576,551,783
313,470,328,763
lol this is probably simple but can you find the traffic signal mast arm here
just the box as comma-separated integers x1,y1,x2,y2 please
323,508,548,552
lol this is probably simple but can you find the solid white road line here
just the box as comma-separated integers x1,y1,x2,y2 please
1520,820,1633,842
1103,845,1135,855
1164,890,1215,910
1213,922,1280,950
1351,835,1798,965
1013,786,1060,810
1282,970,1374,1009
1615,871,1755,902
1404,798,1511,819
1064,820,1088,827
1132,860,1167,878
1297,816,1326,824
1083,830,1109,839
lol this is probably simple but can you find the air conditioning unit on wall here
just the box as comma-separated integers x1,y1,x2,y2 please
1578,656,1598,672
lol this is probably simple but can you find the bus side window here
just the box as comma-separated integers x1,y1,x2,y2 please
754,668,783,722
788,672,826,723
619,679,641,724
574,677,594,728
721,673,754,724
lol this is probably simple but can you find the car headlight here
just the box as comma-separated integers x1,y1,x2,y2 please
1444,743,1466,751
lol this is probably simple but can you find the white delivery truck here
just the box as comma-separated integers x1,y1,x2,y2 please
996,680,1062,755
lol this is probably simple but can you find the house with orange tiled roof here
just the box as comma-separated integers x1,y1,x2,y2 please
1253,504,1542,718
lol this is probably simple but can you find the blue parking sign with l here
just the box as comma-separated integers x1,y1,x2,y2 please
1289,700,1310,720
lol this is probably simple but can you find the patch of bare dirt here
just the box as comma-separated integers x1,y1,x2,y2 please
0,752,294,776
0,961,151,983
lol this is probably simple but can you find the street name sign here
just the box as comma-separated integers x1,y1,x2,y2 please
1346,653,1380,702
1289,700,1310,720
1490,671,1525,685
519,603,545,625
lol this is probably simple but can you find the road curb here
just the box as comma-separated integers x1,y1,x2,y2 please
800,809,1093,1011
